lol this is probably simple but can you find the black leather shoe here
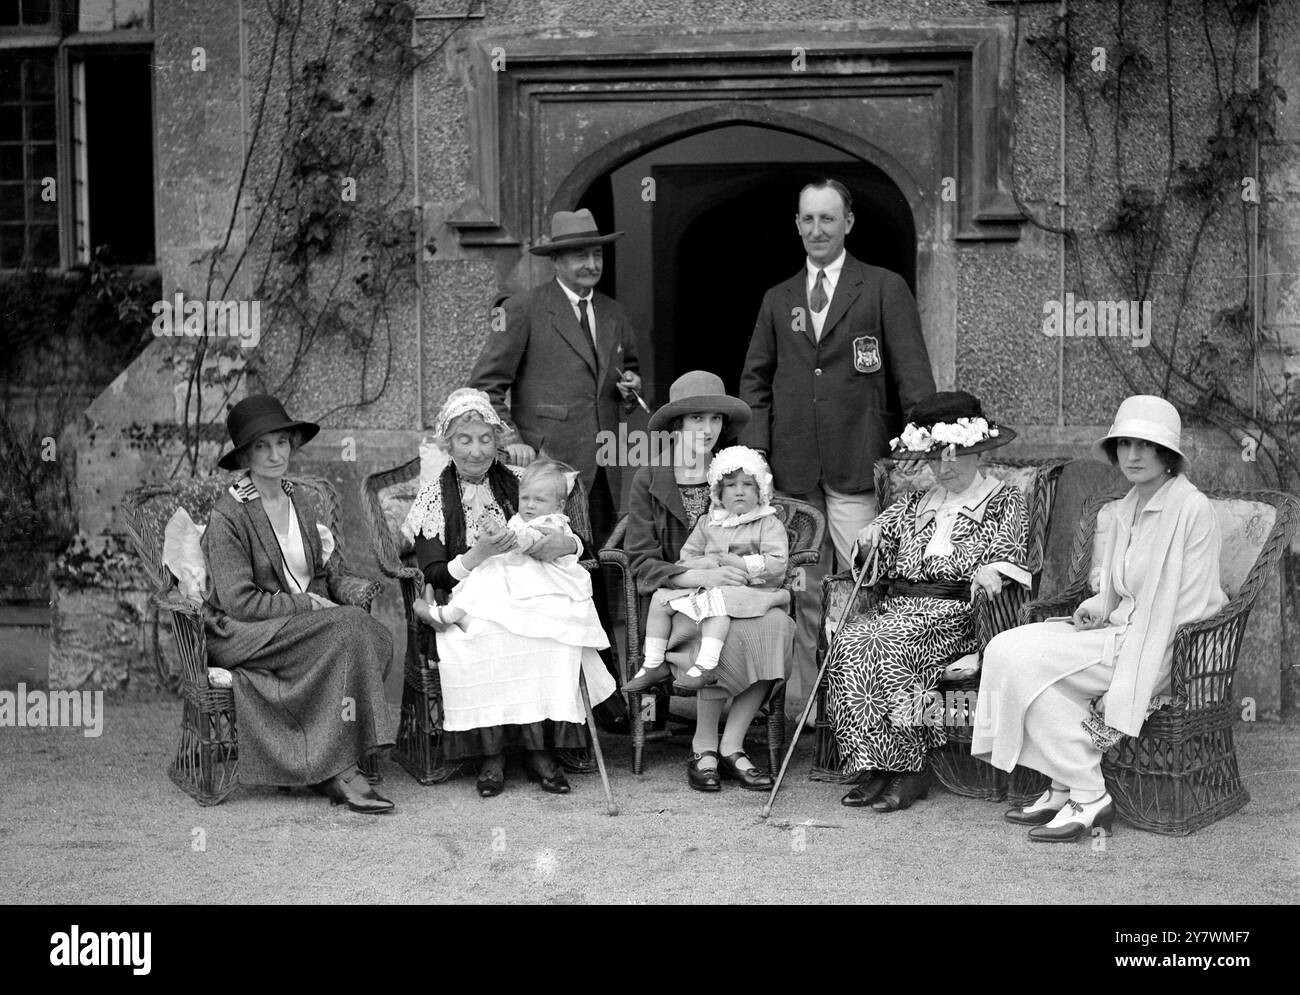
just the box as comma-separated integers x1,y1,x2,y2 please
322,768,395,814
719,751,774,791
526,766,571,795
475,772,504,798
841,772,892,807
687,751,722,792
870,770,931,812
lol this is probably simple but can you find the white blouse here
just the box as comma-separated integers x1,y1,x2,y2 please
273,500,313,593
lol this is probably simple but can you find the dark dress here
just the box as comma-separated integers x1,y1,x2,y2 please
203,476,395,785
407,461,589,759
624,460,793,695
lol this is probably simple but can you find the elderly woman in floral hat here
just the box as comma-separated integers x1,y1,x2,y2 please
402,388,610,798
826,391,1029,813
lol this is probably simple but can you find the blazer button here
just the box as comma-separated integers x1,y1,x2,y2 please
814,368,823,376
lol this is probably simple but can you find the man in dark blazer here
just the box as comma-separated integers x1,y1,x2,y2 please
469,208,641,732
740,178,936,703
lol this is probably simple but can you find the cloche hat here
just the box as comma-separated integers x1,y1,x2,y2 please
1091,394,1184,463
889,390,1016,461
647,370,751,433
218,395,320,471
529,209,624,256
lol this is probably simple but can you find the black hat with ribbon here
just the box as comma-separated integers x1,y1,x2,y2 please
217,395,320,470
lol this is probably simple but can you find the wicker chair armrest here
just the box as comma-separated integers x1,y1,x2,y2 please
788,549,821,572
151,588,202,618
1021,584,1091,624
972,582,1030,647
331,571,384,610
1167,595,1256,707
597,546,630,570
159,599,211,688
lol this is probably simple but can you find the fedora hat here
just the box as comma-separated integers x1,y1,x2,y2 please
647,370,751,433
890,390,1016,461
528,209,624,256
1091,394,1184,463
217,395,320,471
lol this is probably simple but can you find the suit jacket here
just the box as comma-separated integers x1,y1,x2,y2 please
202,479,332,663
469,278,640,497
739,253,935,495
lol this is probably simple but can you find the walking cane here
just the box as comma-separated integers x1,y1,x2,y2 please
762,545,879,819
579,669,618,816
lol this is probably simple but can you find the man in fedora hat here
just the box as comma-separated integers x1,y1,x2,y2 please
469,208,642,732
739,178,936,703
469,208,642,550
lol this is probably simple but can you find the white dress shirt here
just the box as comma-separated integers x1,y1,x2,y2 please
805,249,846,341
556,278,597,349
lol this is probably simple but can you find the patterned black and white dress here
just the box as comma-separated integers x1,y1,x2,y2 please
825,475,1027,775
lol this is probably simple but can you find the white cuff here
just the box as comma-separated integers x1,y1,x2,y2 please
986,561,1031,588
448,555,471,581
743,554,765,578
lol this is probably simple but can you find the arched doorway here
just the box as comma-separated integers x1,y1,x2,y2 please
570,124,917,403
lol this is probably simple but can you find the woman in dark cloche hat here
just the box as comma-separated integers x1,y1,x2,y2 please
204,395,396,814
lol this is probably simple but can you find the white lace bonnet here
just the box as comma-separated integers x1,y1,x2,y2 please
434,387,506,440
707,445,774,506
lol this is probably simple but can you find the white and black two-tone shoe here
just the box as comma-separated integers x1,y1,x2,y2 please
1003,786,1069,825
1028,794,1115,843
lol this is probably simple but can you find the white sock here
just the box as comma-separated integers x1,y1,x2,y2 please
643,637,667,668
695,637,724,671
1071,788,1106,805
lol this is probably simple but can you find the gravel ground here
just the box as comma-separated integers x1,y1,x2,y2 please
2,700,1297,904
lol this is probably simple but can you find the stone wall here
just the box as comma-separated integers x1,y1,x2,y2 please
56,0,1297,710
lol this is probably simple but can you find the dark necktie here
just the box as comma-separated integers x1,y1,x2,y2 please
810,269,829,313
578,296,596,359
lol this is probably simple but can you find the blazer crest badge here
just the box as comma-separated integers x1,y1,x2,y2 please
853,335,882,374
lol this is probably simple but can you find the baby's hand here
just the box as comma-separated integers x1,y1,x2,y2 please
717,552,748,570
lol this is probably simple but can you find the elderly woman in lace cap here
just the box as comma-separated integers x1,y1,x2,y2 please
401,388,613,798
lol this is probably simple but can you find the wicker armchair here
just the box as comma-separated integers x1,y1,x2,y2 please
811,456,1069,803
122,476,384,806
598,497,825,776
360,456,603,784
1022,487,1299,835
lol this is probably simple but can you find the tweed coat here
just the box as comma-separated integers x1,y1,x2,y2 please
202,476,394,784
739,254,936,495
469,278,640,497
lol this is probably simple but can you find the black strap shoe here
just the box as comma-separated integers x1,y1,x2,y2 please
687,751,722,792
719,751,774,791
870,770,931,812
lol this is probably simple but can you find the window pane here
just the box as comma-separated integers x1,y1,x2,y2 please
0,147,21,181
0,225,24,267
26,142,55,181
0,106,20,140
23,1,55,26
0,62,20,101
83,53,155,264
30,180,56,220
27,103,55,140
24,60,55,101
0,183,24,222
29,222,58,265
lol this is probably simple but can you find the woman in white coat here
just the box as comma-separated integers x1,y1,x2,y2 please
971,396,1226,842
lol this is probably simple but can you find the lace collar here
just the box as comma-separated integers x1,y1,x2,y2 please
707,505,778,529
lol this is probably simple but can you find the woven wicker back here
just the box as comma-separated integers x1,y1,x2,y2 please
122,476,342,594
1060,487,1299,608
873,456,1069,577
